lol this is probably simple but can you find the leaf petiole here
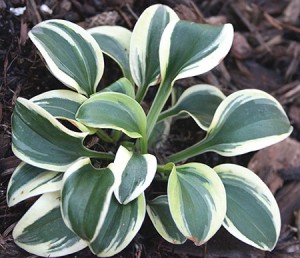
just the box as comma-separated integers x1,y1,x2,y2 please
96,129,114,143
135,84,150,103
167,138,211,163
146,78,173,138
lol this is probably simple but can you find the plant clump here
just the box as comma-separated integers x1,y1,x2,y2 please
7,4,292,257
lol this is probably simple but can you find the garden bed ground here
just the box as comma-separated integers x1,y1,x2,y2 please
1,0,300,257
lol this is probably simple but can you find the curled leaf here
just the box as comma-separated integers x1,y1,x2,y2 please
130,4,179,87
89,26,133,82
160,21,234,83
159,84,225,130
168,89,293,162
12,98,107,171
76,92,147,139
29,19,104,96
90,194,146,257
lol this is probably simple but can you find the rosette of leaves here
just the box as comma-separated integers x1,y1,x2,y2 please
7,4,292,258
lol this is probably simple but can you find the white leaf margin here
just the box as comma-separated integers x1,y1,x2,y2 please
214,163,281,250
111,145,157,204
206,89,293,156
29,19,104,95
12,98,89,172
7,162,62,207
159,21,234,82
130,4,179,87
13,192,87,257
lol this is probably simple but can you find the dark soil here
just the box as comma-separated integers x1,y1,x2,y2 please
1,0,300,257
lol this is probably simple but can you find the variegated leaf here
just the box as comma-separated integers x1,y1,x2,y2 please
11,98,112,171
146,21,233,138
168,163,226,245
13,192,87,257
90,194,146,257
130,4,179,87
29,19,104,96
61,158,116,241
214,164,281,251
159,21,233,83
112,145,157,204
99,77,135,99
76,92,147,139
205,90,293,156
7,162,62,207
88,26,133,82
147,195,186,244
31,89,95,134
168,89,293,162
158,84,225,130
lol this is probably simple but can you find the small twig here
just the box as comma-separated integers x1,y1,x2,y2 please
125,3,138,21
230,3,270,52
11,83,22,105
188,0,205,22
2,223,16,238
254,34,283,53
217,62,231,83
263,11,283,30
295,209,300,240
19,16,28,46
117,7,133,28
27,0,42,24
1,168,15,177
285,43,300,80
272,81,300,105
264,11,300,34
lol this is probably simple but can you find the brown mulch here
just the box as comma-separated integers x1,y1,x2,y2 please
1,0,300,257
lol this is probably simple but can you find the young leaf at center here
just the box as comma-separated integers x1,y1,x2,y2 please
99,77,135,99
76,92,147,139
112,145,157,204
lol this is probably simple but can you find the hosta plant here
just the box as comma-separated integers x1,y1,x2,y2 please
8,4,292,257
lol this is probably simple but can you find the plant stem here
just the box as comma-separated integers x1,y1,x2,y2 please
167,139,211,163
135,84,149,103
96,129,114,143
139,135,148,154
157,108,175,124
157,164,172,174
146,78,173,138
111,130,122,143
88,150,115,161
